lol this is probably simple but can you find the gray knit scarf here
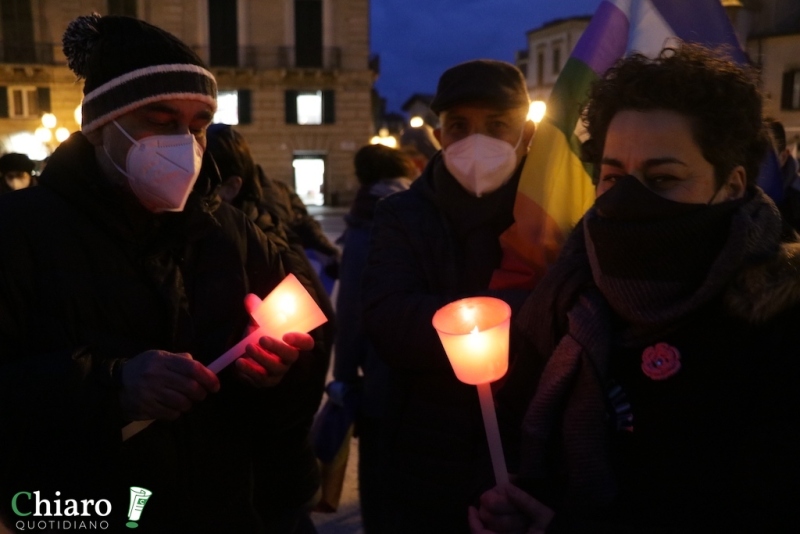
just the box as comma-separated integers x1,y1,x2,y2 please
516,186,783,512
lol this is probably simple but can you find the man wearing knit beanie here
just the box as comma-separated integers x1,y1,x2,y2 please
0,14,314,532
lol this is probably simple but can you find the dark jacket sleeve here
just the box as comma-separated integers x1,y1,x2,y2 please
332,226,370,382
0,221,123,505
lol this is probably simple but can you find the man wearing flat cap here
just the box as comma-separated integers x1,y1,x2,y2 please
0,152,36,194
360,59,535,533
0,14,315,532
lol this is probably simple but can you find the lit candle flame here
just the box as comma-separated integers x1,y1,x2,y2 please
461,305,477,325
278,294,297,315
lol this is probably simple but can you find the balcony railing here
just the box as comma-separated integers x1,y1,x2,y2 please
0,42,59,65
277,47,341,70
193,45,342,70
0,42,349,70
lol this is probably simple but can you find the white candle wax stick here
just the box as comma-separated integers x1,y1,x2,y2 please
477,382,509,486
206,327,264,374
121,328,265,441
121,419,153,441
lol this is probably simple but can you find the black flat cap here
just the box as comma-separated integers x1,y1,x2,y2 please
429,59,530,114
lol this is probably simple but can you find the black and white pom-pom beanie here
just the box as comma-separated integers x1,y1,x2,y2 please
63,13,217,134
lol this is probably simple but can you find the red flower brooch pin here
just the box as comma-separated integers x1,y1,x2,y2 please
641,343,681,380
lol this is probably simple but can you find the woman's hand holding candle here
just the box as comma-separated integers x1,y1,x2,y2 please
233,332,314,388
118,350,220,422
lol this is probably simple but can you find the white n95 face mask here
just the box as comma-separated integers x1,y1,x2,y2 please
443,131,522,197
106,120,203,213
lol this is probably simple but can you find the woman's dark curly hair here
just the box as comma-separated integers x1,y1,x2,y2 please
205,123,263,206
582,42,770,186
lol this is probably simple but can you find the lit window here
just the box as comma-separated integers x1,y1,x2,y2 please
214,91,240,125
8,86,39,118
293,157,325,206
285,89,334,124
211,89,252,125
297,91,323,125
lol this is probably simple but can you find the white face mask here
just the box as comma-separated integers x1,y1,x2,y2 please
443,130,523,197
105,120,203,212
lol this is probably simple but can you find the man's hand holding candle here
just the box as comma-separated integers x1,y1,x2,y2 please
233,332,314,388
118,350,220,422
231,287,315,388
120,274,326,440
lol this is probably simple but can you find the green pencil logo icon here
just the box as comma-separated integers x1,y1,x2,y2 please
126,486,152,528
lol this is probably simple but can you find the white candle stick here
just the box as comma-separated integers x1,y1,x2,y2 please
120,328,266,441
477,382,509,486
206,327,265,374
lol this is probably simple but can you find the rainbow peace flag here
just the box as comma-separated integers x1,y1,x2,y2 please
491,0,765,290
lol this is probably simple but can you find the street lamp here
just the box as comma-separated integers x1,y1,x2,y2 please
41,112,56,129
370,127,398,148
528,101,546,124
34,113,70,153
409,116,424,128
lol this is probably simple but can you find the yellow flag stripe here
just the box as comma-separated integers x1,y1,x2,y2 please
516,121,595,236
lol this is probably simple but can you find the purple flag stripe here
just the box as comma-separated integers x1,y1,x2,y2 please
571,0,629,76
650,0,747,64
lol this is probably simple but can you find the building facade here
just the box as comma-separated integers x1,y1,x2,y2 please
0,0,375,205
515,16,590,104
738,0,800,150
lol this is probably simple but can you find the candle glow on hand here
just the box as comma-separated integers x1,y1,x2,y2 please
249,274,325,339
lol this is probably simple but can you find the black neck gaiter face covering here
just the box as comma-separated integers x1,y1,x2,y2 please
584,175,744,335
588,175,742,282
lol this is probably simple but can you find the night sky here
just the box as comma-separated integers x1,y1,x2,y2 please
371,0,604,114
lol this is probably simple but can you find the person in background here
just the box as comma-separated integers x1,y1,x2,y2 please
400,122,441,174
205,122,333,533
0,14,313,532
766,118,800,231
257,164,341,285
473,42,800,534
0,152,36,194
360,59,535,533
330,144,418,533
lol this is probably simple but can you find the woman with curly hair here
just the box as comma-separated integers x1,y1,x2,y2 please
472,42,800,533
